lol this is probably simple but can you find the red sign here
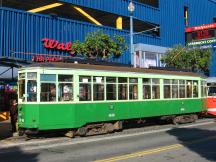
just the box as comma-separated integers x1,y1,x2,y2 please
42,38,74,54
185,23,216,33
193,29,215,40
32,38,76,62
32,56,62,62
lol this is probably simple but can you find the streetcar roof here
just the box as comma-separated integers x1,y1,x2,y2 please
207,77,216,83
20,62,204,78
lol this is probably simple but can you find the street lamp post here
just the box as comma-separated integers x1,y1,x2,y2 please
128,1,135,68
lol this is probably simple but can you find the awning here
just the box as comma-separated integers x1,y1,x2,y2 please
0,57,32,80
0,57,32,68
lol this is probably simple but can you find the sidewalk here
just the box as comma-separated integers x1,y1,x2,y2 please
0,120,13,140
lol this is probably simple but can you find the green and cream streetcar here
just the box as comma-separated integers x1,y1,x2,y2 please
17,62,207,137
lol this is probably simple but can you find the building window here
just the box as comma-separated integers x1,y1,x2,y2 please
58,75,73,102
145,52,157,68
106,77,117,100
93,76,104,101
134,0,159,8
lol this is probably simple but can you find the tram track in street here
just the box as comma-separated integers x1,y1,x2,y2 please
0,118,215,152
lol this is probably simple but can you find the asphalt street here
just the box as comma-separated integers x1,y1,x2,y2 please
0,119,216,162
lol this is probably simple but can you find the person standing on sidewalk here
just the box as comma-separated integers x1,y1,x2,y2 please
10,99,18,133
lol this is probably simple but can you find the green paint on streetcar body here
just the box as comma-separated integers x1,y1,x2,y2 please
18,99,206,130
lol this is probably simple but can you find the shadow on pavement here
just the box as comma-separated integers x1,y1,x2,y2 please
0,146,38,162
0,120,13,140
167,127,216,162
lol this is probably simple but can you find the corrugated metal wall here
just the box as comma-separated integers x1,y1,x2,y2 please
187,0,216,26
0,7,161,64
159,0,216,76
59,0,160,24
0,0,215,66
160,0,216,47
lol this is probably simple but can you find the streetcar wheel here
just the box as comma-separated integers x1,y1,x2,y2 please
18,128,25,136
77,127,87,136
65,130,75,138
192,114,198,122
173,116,181,125
104,123,114,133
114,121,123,131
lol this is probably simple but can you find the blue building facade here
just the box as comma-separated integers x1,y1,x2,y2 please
0,0,216,74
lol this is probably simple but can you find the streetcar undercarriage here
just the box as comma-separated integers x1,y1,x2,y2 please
19,113,201,138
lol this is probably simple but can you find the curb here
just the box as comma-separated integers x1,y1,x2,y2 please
0,137,69,149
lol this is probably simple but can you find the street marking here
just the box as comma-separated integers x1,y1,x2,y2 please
180,121,215,128
0,120,214,151
94,144,183,162
94,135,216,162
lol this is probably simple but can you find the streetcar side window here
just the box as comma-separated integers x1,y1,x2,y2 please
179,80,186,98
152,79,160,99
143,78,151,99
202,81,207,97
58,75,73,102
40,74,56,102
19,80,25,100
193,81,198,98
118,77,128,100
79,76,91,101
18,73,25,101
186,80,192,98
106,77,117,100
41,83,56,102
27,72,37,102
172,80,178,98
208,86,216,96
164,79,171,98
27,80,37,102
129,78,138,100
93,76,104,101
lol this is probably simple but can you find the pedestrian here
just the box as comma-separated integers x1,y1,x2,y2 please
10,99,18,133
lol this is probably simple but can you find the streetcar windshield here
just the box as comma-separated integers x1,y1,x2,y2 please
18,72,38,102
208,86,216,96
27,72,37,102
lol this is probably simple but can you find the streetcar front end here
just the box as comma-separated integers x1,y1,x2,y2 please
18,71,39,135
